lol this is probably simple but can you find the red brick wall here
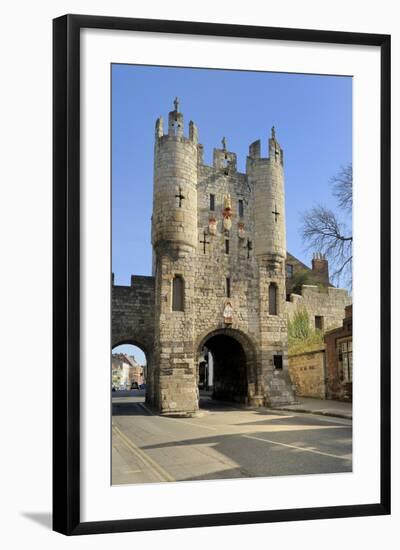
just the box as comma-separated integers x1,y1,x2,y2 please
324,310,352,402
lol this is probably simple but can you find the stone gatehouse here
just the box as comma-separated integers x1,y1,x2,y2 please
112,100,350,415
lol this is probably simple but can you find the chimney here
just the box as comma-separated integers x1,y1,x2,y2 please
311,253,329,285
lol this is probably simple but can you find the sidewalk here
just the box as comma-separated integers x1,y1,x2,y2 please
272,396,352,420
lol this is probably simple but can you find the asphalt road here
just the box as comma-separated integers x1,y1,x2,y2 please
112,391,352,485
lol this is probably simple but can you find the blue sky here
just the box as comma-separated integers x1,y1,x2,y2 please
112,64,352,363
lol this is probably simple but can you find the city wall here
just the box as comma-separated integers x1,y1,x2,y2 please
288,346,326,399
112,275,155,354
286,285,352,331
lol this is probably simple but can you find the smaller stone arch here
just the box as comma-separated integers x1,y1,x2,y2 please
112,337,150,358
112,337,154,403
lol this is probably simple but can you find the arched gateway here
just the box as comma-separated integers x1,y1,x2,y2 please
197,328,257,404
112,101,296,416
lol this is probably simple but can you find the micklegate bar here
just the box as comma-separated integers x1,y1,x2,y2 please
112,100,351,416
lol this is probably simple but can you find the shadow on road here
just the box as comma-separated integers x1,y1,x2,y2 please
138,427,352,479
112,401,151,416
112,391,352,482
199,394,252,412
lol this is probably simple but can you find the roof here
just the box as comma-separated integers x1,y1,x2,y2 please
111,353,139,368
286,251,312,272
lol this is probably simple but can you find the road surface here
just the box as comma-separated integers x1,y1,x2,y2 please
112,390,352,485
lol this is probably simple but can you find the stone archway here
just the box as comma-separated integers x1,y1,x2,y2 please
197,328,258,405
112,338,153,404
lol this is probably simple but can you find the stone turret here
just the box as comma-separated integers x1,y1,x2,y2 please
246,128,294,406
247,127,286,267
152,100,199,254
151,99,200,415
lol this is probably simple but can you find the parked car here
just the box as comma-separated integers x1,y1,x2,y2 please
139,383,147,390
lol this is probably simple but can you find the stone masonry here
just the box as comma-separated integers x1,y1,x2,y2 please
286,285,352,332
112,100,349,415
288,347,326,399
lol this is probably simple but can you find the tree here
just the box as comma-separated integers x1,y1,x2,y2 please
288,308,311,341
290,269,312,295
301,164,352,288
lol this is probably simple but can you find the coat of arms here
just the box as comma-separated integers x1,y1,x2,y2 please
223,301,234,325
238,222,245,239
222,194,233,232
208,217,217,235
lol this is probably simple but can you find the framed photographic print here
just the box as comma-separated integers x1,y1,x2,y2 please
53,14,390,535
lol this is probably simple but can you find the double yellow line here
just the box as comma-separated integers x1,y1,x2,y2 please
113,425,175,483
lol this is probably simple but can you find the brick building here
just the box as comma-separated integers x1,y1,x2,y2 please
112,353,145,389
324,305,353,401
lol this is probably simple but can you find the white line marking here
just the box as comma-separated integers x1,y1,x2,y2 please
271,409,352,426
242,434,352,461
161,417,218,431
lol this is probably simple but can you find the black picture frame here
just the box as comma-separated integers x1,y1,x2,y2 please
53,14,391,536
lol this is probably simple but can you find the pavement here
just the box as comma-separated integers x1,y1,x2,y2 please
112,391,352,485
272,396,352,419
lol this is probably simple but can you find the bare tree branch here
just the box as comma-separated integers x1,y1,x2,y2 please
331,255,353,286
331,164,352,212
301,164,353,289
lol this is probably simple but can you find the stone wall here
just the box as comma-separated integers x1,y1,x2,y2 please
112,275,155,353
195,156,260,355
112,275,156,404
288,347,326,399
286,285,352,332
191,140,294,407
153,244,200,414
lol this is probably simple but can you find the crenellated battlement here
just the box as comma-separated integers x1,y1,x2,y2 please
155,118,199,145
155,104,287,266
213,146,237,174
112,273,155,288
155,100,283,177
155,98,199,145
246,130,284,167
195,133,284,179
